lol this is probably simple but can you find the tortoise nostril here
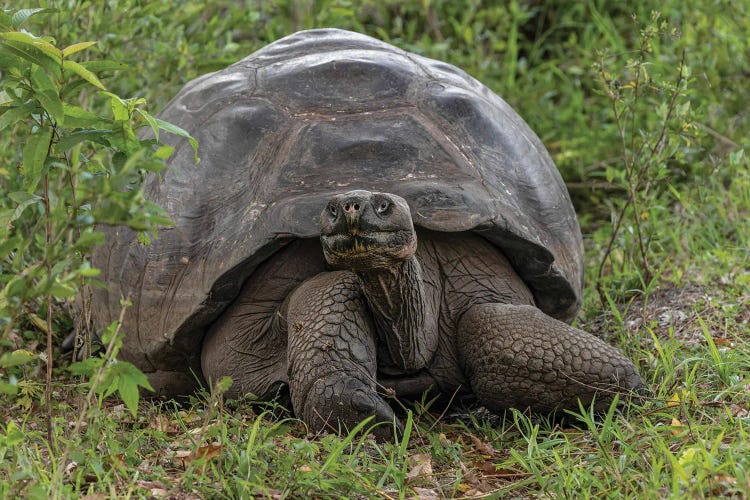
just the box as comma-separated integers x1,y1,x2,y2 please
343,201,361,213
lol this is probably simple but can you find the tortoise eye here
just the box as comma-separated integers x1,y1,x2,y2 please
376,200,390,214
327,204,337,217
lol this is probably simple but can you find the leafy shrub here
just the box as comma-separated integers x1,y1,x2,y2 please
0,7,196,441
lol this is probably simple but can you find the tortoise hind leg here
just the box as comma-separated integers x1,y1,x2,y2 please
287,270,399,440
201,290,290,401
457,303,643,413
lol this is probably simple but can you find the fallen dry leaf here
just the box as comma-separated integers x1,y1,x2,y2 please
469,434,495,456
135,480,170,498
65,461,78,476
438,433,452,447
188,422,222,435
149,414,174,433
714,475,737,485
670,417,684,436
174,442,223,467
406,452,434,486
712,337,734,347
470,460,497,475
668,390,690,407
459,461,492,493
411,486,439,499
730,404,749,419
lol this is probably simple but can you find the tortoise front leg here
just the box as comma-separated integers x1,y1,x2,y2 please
287,270,399,439
457,303,643,413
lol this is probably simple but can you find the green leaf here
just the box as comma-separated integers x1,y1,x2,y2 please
72,230,105,251
137,231,152,246
107,120,140,154
118,377,140,416
0,236,21,259
154,145,174,159
0,31,61,60
59,78,89,101
0,39,61,78
0,379,19,396
62,41,97,57
67,357,102,377
30,65,57,93
115,361,153,416
4,277,28,299
6,191,42,227
0,49,27,72
62,59,105,90
0,421,24,446
0,11,12,31
21,126,53,192
1,90,14,106
74,261,101,278
11,8,55,29
136,108,160,141
55,129,110,151
101,92,129,121
0,103,35,132
8,191,39,204
50,281,76,299
154,117,200,162
62,103,109,128
30,66,63,122
99,320,120,346
80,60,127,72
0,349,37,368
216,376,233,393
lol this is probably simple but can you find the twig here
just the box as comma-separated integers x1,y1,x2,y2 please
44,173,54,450
51,300,130,492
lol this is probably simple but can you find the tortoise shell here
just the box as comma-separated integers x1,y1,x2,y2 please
90,28,583,374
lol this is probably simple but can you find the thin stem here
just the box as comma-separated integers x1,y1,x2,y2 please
625,37,650,282
42,117,56,451
596,76,633,302
52,301,129,493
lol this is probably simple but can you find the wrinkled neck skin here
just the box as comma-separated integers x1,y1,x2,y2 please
356,256,438,372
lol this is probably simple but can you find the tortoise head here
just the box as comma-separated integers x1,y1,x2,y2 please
320,190,417,271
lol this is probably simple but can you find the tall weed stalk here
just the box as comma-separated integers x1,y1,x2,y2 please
593,13,698,301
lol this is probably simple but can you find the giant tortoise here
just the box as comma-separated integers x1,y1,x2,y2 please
88,28,643,436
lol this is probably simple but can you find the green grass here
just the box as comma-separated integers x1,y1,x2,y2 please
2,0,749,498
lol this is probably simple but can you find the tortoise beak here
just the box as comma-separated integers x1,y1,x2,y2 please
345,213,360,231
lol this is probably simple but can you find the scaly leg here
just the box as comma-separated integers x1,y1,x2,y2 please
287,270,399,439
457,303,643,413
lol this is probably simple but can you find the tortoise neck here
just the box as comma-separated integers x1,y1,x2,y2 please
356,256,437,371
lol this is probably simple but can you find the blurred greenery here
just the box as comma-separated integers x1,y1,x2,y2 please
1,1,748,498
8,0,747,176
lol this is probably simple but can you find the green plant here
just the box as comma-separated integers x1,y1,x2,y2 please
592,12,698,301
0,7,196,450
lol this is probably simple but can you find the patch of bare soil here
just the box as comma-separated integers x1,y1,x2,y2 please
587,283,749,345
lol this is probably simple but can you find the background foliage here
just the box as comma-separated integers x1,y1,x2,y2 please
1,1,748,498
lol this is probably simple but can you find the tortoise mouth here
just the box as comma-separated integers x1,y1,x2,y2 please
321,229,416,270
